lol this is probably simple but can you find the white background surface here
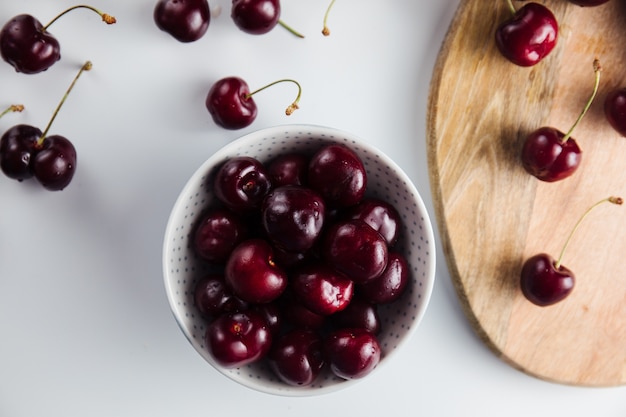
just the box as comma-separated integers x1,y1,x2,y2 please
0,0,624,416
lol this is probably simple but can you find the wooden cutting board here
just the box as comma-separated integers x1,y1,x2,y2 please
427,0,626,386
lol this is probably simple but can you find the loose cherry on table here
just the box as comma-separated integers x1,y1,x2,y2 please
154,0,210,43
231,0,304,37
0,61,92,190
521,59,601,182
495,0,558,67
520,196,623,306
205,77,302,130
0,6,115,74
604,87,626,137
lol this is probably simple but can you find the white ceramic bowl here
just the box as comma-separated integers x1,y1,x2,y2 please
162,124,436,396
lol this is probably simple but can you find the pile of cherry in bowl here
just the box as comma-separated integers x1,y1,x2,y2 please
190,142,409,387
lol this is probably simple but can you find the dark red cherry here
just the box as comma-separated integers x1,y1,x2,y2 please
31,135,76,191
154,0,210,42
521,127,581,182
206,310,272,368
261,185,326,253
358,252,409,304
520,253,574,306
231,0,280,35
308,144,367,208
252,302,282,336
0,14,60,74
206,77,257,130
225,238,287,304
279,291,326,329
567,0,610,5
324,327,381,380
495,2,558,67
323,220,389,283
604,87,626,137
194,274,248,318
269,329,325,386
291,264,354,316
266,153,308,187
213,156,271,212
332,297,381,335
0,124,41,181
193,208,248,263
348,198,401,246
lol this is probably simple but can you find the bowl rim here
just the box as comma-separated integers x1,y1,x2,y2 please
162,123,437,396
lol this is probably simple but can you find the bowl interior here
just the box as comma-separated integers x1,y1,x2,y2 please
163,125,436,396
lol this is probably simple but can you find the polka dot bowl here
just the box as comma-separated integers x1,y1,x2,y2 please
162,124,436,396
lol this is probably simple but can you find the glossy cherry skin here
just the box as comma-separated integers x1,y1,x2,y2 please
0,14,61,74
521,126,581,182
206,77,257,130
495,3,558,67
194,274,248,318
520,253,575,306
291,264,354,316
333,297,381,335
231,0,280,35
193,208,248,263
266,153,308,187
269,329,325,386
261,185,326,253
0,124,41,181
206,310,272,368
308,144,367,208
154,0,211,43
324,328,381,380
225,238,287,304
604,87,626,137
213,156,271,212
31,135,76,191
358,252,409,304
323,220,389,283
568,0,610,5
348,198,401,246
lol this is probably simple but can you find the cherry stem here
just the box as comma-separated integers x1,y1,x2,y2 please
505,0,516,14
278,20,305,38
322,0,337,36
0,104,24,119
43,4,117,30
562,59,602,143
38,61,92,145
555,196,623,269
246,79,302,116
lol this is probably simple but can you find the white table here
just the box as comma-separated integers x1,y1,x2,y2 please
1,1,624,415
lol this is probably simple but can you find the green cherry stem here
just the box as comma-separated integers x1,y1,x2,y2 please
555,196,623,269
37,61,92,146
43,4,117,30
278,20,304,39
505,0,516,15
246,79,302,116
322,0,337,36
562,59,602,143
0,104,24,119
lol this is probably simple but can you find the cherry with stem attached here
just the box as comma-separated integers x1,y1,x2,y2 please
0,61,92,190
206,77,302,130
521,59,601,182
0,5,116,74
231,0,304,38
495,0,558,67
322,0,337,36
520,196,623,306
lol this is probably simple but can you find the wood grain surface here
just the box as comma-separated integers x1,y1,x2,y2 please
427,0,626,386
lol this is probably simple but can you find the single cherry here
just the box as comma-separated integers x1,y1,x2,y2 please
206,77,301,130
521,59,601,182
0,61,91,190
225,238,288,304
332,297,381,335
324,327,381,380
495,0,558,67
308,144,367,208
358,252,410,304
520,196,622,306
291,264,354,316
193,207,248,263
154,0,210,42
266,153,308,187
213,156,271,212
348,198,401,246
194,274,248,318
231,0,304,37
206,310,272,368
268,329,325,386
0,6,115,74
604,87,626,137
